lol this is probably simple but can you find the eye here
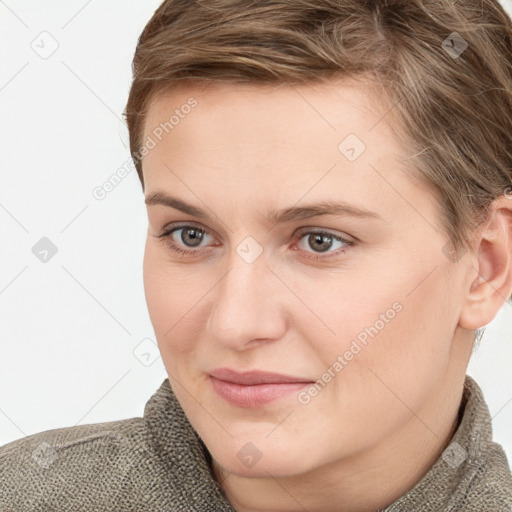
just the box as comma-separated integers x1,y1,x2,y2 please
292,229,354,261
154,223,354,260
155,224,217,257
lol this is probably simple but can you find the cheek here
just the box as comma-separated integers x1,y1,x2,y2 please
321,258,454,389
342,273,454,411
303,284,453,452
143,239,211,365
143,243,169,330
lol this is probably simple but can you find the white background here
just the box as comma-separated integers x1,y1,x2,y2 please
1,0,511,470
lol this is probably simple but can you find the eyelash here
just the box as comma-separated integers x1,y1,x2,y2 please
155,223,355,261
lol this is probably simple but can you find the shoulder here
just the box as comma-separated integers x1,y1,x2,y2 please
0,417,150,511
0,378,231,511
1,416,146,453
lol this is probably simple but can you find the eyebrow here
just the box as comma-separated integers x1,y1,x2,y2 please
145,191,383,224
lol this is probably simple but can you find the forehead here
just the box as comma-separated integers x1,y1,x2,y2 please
140,79,436,231
143,77,391,144
142,78,408,175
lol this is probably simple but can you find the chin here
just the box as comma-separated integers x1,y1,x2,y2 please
209,437,317,479
216,456,309,479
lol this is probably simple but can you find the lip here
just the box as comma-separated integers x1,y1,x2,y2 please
208,368,314,408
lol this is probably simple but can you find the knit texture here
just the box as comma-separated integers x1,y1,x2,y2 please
1,375,511,511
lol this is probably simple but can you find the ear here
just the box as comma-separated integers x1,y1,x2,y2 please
458,194,512,330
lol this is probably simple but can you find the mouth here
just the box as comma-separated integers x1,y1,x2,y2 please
208,368,314,408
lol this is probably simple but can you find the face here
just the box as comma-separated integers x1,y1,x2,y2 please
142,79,470,478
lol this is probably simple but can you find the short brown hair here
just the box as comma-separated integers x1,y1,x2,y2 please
124,0,512,302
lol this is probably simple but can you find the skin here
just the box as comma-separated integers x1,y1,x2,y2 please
141,78,512,512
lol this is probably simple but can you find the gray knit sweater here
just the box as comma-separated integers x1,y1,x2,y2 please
1,375,511,511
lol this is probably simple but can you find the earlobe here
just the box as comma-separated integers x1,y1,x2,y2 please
458,196,512,331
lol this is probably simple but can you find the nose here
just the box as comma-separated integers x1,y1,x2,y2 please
206,246,288,351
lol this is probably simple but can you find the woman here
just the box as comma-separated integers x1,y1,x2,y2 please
1,0,512,510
